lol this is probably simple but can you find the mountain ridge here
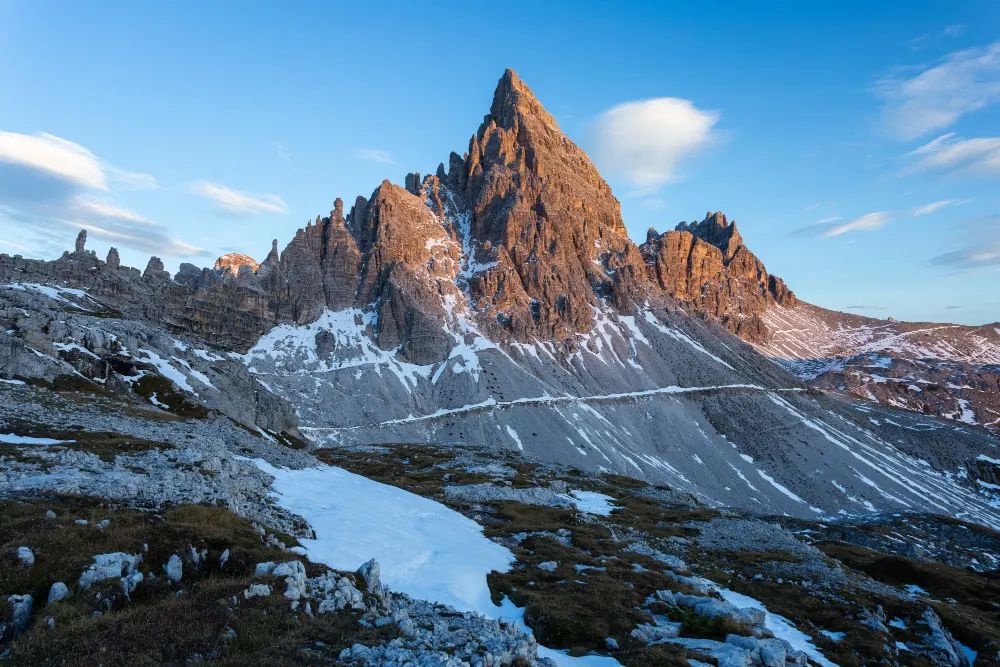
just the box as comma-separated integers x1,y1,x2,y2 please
2,68,1000,525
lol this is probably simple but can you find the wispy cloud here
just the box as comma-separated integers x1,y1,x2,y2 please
75,220,204,257
275,142,293,164
105,166,159,190
788,216,844,238
73,196,151,223
911,199,972,216
0,239,29,252
906,25,966,51
0,130,197,260
0,131,106,190
636,197,666,211
591,97,721,192
802,203,821,212
189,181,288,216
876,41,1000,140
356,148,396,164
824,212,891,237
0,132,158,192
903,133,1000,175
846,305,889,311
930,215,1000,270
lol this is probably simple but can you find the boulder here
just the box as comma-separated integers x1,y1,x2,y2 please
631,622,681,644
16,546,34,567
47,582,69,604
164,554,183,583
79,552,141,590
7,594,33,636
357,558,382,595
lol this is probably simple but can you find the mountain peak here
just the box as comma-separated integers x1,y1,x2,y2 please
214,253,259,279
488,68,557,131
676,211,742,261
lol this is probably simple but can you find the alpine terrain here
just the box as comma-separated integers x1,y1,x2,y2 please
2,69,1000,667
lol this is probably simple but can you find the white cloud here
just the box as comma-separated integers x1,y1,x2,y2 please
72,219,204,257
912,199,972,216
356,148,396,164
823,212,891,237
931,215,1000,269
73,196,152,224
0,239,29,252
0,131,158,192
189,181,288,215
0,131,106,189
106,167,159,190
787,216,844,238
876,42,1000,140
591,97,720,190
904,133,1000,174
0,130,200,260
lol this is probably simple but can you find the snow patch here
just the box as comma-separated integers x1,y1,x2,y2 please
0,433,72,445
714,587,837,667
568,490,617,516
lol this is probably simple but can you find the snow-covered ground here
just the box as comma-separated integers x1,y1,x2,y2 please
568,490,618,516
252,459,625,666
0,433,72,445
715,587,836,667
252,459,512,615
252,459,846,667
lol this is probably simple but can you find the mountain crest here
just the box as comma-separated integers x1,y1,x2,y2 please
487,68,558,132
677,211,743,262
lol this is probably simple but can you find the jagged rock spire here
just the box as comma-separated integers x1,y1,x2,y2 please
75,230,87,254
487,68,560,132
441,67,642,340
676,212,743,262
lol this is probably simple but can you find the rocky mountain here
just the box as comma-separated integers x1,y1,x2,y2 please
3,69,1000,529
649,212,1000,433
3,67,1000,667
640,211,798,343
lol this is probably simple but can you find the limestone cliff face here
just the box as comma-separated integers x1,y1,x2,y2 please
352,182,460,363
440,69,648,342
640,212,797,342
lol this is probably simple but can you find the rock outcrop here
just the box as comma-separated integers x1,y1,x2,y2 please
437,68,647,341
640,212,797,343
215,253,260,280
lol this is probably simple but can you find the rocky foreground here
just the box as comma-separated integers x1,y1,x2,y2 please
3,375,998,666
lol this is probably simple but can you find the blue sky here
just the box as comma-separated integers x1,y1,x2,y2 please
1,0,998,324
